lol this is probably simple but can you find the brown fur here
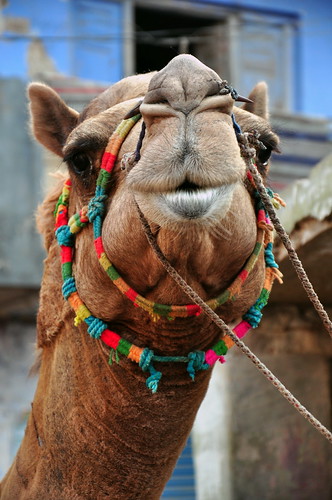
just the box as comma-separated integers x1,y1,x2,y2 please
1,55,279,499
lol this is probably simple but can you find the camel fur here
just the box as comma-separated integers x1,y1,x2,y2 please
1,55,279,499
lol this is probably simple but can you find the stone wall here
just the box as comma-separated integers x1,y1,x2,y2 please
193,304,332,500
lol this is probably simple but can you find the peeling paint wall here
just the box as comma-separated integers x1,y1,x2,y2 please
0,0,124,82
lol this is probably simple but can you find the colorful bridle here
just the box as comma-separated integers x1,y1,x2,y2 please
54,113,283,393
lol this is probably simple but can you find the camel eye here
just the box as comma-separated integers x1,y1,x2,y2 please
257,145,272,166
68,153,92,175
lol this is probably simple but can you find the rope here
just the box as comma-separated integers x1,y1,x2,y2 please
54,114,332,441
136,202,332,444
85,122,266,321
247,161,332,340
57,118,273,393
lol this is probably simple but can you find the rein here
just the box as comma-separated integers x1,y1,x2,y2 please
54,114,281,390
54,112,332,443
61,126,267,322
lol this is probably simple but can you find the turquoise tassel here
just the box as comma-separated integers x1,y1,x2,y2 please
187,351,209,381
146,365,162,394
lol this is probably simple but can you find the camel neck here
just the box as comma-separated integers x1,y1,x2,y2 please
2,319,211,499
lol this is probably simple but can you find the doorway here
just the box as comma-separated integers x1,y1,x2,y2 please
134,4,224,74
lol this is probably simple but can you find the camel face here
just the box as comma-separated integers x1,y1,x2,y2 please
28,54,278,320
28,54,278,237
128,55,245,226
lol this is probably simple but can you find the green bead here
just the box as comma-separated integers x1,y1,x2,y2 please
61,262,72,280
106,265,121,281
213,340,228,356
118,338,131,356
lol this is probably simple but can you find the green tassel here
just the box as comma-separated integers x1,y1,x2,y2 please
108,349,120,365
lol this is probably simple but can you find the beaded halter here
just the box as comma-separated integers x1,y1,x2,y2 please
54,114,283,393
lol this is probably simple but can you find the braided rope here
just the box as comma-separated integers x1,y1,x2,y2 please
239,131,332,339
136,203,332,444
65,116,265,321
54,115,332,441
248,161,332,339
55,178,276,392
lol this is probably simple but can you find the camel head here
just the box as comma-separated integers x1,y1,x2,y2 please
29,55,279,343
30,54,278,226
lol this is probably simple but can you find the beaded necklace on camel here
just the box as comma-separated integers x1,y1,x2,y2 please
55,114,283,393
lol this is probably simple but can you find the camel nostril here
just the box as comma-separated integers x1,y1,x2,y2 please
156,99,169,105
146,98,169,106
205,80,225,98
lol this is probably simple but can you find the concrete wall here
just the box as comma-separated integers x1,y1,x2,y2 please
0,320,37,479
0,78,45,287
0,78,42,479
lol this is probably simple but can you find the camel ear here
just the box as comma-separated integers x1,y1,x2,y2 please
241,82,269,120
28,83,79,157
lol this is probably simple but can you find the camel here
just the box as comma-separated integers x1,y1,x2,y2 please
1,55,280,499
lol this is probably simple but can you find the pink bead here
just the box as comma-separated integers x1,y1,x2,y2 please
257,209,265,223
233,321,251,339
205,349,219,365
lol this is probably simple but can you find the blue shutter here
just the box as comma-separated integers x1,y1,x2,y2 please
161,437,196,500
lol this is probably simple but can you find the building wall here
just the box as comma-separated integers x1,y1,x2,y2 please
1,0,332,116
0,0,124,83
194,0,332,117
0,320,38,479
0,79,45,288
193,304,332,499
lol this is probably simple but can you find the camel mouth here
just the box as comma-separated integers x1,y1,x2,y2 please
176,180,201,192
134,183,236,225
161,184,235,220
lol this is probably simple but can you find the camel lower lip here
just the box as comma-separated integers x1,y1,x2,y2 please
134,184,236,225
159,184,235,220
